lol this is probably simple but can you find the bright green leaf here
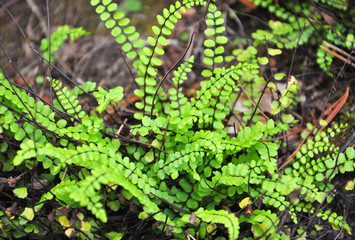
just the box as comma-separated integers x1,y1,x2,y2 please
14,188,28,199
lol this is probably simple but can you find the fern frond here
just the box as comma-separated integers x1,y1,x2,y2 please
93,86,124,113
183,208,240,240
239,209,280,239
201,5,228,78
133,0,207,116
51,78,85,119
167,56,194,115
90,0,144,61
40,25,89,61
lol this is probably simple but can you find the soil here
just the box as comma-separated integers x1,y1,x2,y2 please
0,0,354,239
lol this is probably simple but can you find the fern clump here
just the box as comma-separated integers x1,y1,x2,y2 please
248,0,355,73
40,25,90,61
0,0,354,239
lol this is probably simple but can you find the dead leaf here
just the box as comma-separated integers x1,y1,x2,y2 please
239,197,251,208
58,206,69,216
12,77,35,86
189,214,197,224
239,0,257,11
65,228,76,238
58,215,70,227
166,225,173,236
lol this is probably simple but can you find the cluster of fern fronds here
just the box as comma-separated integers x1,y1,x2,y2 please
0,0,354,239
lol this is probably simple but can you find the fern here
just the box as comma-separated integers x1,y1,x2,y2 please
93,86,124,113
168,55,194,115
182,209,240,240
248,0,355,73
201,5,228,78
240,209,284,239
1,0,354,239
40,25,89,61
51,78,86,119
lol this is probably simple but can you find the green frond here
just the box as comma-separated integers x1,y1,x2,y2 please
40,25,89,61
185,209,240,240
90,0,143,61
2,1,355,239
51,78,86,119
93,86,124,113
239,210,281,239
202,5,227,78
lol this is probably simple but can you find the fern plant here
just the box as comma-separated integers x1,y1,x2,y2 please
0,0,354,239
40,25,90,62
247,0,355,73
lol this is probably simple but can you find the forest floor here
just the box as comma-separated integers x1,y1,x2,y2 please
0,0,355,239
